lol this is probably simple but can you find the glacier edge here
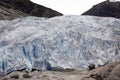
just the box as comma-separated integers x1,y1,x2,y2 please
0,16,120,75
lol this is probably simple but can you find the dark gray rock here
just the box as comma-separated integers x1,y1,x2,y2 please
0,5,29,20
82,1,120,18
22,74,31,78
0,0,63,20
89,64,95,70
10,74,19,79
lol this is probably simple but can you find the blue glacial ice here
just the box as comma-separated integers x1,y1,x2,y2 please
0,16,120,75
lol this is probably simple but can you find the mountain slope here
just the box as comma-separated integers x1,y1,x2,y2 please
82,1,120,18
0,16,120,75
0,0,63,20
0,5,29,20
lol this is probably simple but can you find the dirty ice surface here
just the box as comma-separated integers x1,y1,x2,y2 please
0,16,120,75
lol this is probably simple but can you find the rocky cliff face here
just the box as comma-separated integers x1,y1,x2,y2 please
0,5,29,20
0,0,62,20
0,16,120,75
82,1,120,18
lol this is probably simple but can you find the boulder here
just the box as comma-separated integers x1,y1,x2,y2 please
10,74,19,79
22,74,31,78
89,64,95,70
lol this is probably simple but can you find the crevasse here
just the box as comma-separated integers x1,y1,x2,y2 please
0,16,120,75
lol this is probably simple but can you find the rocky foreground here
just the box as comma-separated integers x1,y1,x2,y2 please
1,62,120,80
0,69,93,80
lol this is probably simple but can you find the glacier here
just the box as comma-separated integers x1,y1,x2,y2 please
0,15,120,75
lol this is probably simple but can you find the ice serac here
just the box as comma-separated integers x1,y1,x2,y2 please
0,16,120,75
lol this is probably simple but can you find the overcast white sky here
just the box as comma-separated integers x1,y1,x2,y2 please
31,0,107,15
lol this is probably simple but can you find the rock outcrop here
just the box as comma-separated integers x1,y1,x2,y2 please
91,62,120,80
0,0,62,20
0,5,29,20
0,16,120,75
82,1,120,18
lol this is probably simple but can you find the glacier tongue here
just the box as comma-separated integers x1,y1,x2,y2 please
0,16,120,75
